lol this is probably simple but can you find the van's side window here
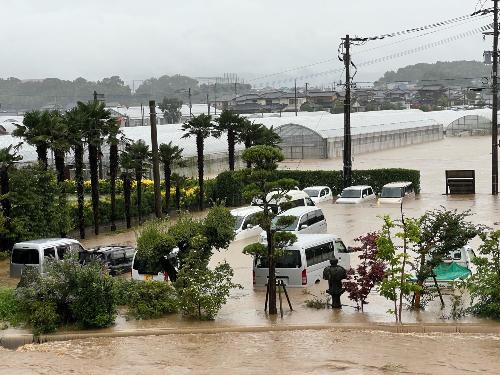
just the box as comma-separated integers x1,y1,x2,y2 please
306,212,317,226
305,197,314,206
12,248,39,264
57,245,68,260
299,214,308,229
306,242,335,266
367,188,374,196
44,247,56,259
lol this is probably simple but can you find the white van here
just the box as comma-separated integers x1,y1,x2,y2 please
10,238,84,277
230,206,263,241
252,190,315,214
253,234,351,287
336,185,376,204
131,248,179,282
259,206,327,243
303,186,333,203
378,181,414,204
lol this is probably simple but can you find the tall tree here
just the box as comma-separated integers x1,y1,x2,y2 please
181,114,217,211
0,144,22,219
47,110,70,183
119,150,134,229
237,120,281,168
215,110,243,171
13,110,51,169
107,120,122,231
78,101,114,235
65,107,87,239
242,145,298,315
126,140,151,224
159,97,183,124
159,142,183,212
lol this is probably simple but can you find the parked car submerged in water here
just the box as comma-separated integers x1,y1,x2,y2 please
79,245,136,275
336,185,376,204
303,186,333,204
230,206,263,241
378,181,414,204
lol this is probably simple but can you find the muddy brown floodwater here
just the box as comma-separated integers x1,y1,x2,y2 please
2,330,500,374
2,136,500,372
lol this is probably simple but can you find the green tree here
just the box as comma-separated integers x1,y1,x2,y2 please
159,142,183,212
376,214,421,323
13,110,51,169
159,97,183,124
0,144,22,220
215,110,244,171
181,114,218,210
237,120,281,168
241,145,298,315
466,230,500,320
107,122,122,231
119,150,134,229
126,140,152,224
45,110,70,183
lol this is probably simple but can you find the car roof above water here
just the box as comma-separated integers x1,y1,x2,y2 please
13,238,80,248
230,206,263,216
382,181,412,188
278,205,321,217
289,234,341,249
343,185,372,191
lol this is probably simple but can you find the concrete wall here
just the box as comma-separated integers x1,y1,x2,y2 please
326,124,443,158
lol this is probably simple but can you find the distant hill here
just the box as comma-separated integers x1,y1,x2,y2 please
374,61,490,87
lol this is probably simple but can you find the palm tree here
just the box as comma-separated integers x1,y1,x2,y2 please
0,144,22,219
238,120,264,168
107,121,122,231
181,114,217,210
47,110,70,183
171,172,186,212
126,140,151,224
78,101,114,235
215,110,243,171
65,107,87,239
119,150,134,229
13,110,51,169
159,142,183,213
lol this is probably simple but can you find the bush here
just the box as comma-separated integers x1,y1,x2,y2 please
0,288,22,326
124,281,178,319
29,301,59,335
0,251,9,261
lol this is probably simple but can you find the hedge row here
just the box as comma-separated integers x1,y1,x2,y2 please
208,168,420,207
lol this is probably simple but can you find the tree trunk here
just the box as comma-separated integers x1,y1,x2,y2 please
266,229,277,315
0,167,10,219
123,173,132,229
164,164,172,213
175,182,181,211
88,143,100,235
109,144,118,231
197,135,204,211
54,149,65,183
228,130,235,171
245,140,252,168
36,143,48,170
136,171,143,224
74,145,85,239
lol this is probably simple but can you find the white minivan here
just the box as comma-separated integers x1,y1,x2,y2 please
259,206,327,243
303,186,333,203
252,190,315,214
378,181,414,204
231,206,263,241
10,238,84,277
254,234,351,287
336,185,376,204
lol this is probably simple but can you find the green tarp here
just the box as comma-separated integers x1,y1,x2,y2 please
432,262,471,281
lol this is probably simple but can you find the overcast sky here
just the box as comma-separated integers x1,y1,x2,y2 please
0,0,492,87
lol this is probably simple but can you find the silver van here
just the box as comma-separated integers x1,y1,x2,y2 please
10,238,84,277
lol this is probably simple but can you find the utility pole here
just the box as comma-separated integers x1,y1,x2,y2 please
207,93,210,115
294,79,298,116
343,34,352,188
305,82,309,102
188,88,192,118
214,82,217,115
493,0,499,195
149,101,163,218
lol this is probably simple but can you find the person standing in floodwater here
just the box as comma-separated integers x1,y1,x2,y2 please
323,257,347,309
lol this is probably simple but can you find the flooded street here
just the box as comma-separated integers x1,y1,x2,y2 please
2,330,500,374
2,136,500,371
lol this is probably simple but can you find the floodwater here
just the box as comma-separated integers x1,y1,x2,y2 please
2,330,500,374
3,136,500,371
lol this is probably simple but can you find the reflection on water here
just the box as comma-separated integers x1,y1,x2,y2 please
3,330,500,374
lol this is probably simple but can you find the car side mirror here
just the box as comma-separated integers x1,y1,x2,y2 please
300,224,308,230
337,194,341,198
247,224,253,229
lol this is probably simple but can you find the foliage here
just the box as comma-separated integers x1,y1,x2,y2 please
242,145,284,170
376,215,421,323
15,259,117,334
304,291,329,309
8,165,71,242
344,233,386,311
159,97,183,124
120,280,178,319
0,288,22,326
175,247,241,320
466,230,500,320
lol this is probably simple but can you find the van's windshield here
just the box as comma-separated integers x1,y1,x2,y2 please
12,248,39,264
381,187,404,198
303,189,319,197
256,250,301,268
341,189,361,198
232,215,245,230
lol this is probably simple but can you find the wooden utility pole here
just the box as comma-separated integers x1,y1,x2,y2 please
493,0,499,195
207,93,210,115
149,101,163,218
294,79,298,116
188,88,192,118
214,83,217,115
343,34,352,188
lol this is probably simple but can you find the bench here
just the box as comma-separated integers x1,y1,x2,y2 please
445,170,475,195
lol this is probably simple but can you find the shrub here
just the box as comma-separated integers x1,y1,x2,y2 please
0,251,9,261
125,281,178,319
0,288,22,326
29,300,59,335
